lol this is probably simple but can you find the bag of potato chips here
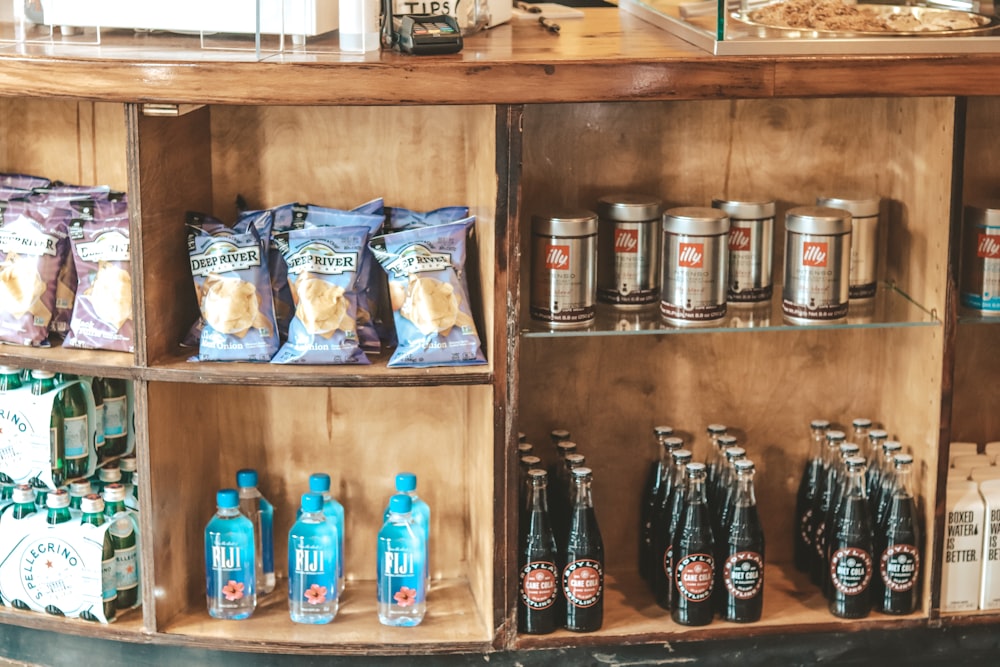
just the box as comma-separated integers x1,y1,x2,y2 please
188,221,279,362
0,187,31,202
270,226,370,365
385,205,469,232
63,199,134,352
0,172,50,190
369,218,486,368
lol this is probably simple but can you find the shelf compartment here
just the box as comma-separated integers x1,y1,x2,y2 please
0,605,144,641
0,344,135,378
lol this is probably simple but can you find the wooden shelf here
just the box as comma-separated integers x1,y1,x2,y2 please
0,604,144,640
0,343,134,378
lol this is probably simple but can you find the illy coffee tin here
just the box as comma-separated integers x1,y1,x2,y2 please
960,203,1000,315
782,206,852,323
661,207,730,326
597,194,663,308
817,195,881,300
712,197,775,303
530,210,598,327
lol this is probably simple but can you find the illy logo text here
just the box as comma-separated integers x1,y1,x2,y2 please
730,228,751,251
979,233,1000,260
802,242,828,267
678,243,703,268
615,229,639,254
546,245,570,270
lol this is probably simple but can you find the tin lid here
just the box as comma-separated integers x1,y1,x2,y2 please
663,207,730,236
664,436,684,449
785,206,852,235
845,455,867,471
527,468,548,481
711,197,776,220
816,195,880,218
597,194,663,222
965,202,1000,228
532,209,598,237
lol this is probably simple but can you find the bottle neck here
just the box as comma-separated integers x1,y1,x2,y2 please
735,470,757,508
528,478,550,513
299,509,324,523
843,466,868,500
47,508,71,524
893,464,914,499
685,471,707,504
810,428,826,461
82,511,105,526
216,505,241,518
570,476,593,509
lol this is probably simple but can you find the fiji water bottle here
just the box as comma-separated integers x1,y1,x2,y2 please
308,473,346,594
236,469,275,595
377,494,426,627
288,493,339,624
387,472,430,589
205,489,256,620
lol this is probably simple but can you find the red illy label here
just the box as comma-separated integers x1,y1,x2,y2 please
519,561,558,609
615,228,639,254
678,243,704,268
545,244,570,270
979,233,1000,259
729,226,752,251
802,241,828,267
724,551,764,600
830,547,872,595
562,559,603,608
675,553,714,602
880,544,920,593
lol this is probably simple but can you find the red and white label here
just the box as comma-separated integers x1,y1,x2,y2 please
545,244,570,270
678,243,704,268
615,228,639,254
519,561,558,609
562,559,603,608
675,553,714,602
729,227,751,252
979,233,1000,260
830,546,872,596
803,242,828,267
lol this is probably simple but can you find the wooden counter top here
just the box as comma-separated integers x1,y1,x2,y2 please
0,9,998,105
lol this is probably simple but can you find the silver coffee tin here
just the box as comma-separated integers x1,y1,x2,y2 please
530,210,598,328
817,195,880,300
960,203,1000,315
661,207,730,326
597,194,663,308
783,206,852,323
713,197,775,304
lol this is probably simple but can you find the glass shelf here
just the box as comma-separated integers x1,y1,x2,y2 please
958,309,1000,325
521,281,937,338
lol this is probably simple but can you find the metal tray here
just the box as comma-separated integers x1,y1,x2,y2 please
737,2,998,37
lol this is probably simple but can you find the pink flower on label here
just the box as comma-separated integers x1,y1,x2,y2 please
394,586,417,607
222,580,245,601
305,584,328,605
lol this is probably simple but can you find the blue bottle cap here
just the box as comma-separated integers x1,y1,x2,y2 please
309,473,331,493
217,489,239,508
236,469,258,488
395,472,417,492
389,493,412,514
301,493,323,513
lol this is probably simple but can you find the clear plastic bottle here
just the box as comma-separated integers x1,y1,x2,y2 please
289,493,339,624
205,488,256,620
388,472,430,589
307,472,346,594
236,469,275,595
378,494,426,627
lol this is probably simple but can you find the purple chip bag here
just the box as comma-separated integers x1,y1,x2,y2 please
270,226,370,365
62,199,134,352
0,200,70,346
0,172,50,190
0,186,31,202
385,205,470,232
370,217,486,368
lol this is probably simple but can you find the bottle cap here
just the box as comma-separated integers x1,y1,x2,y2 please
217,488,239,509
550,429,570,442
236,469,258,488
46,489,70,509
517,442,534,455
0,365,20,374
839,442,860,455
556,441,578,455
98,467,121,483
685,462,708,474
30,370,55,379
884,440,903,452
395,472,417,492
69,480,92,496
309,473,332,493
520,455,541,467
725,446,746,461
527,468,548,481
564,453,586,466
707,424,727,434
653,425,674,437
570,466,593,478
734,459,756,472
718,435,738,447
852,418,873,428
893,453,914,467
518,432,526,443
12,484,34,504
301,493,323,513
826,430,847,442
102,483,126,502
810,419,831,430
119,456,137,472
869,429,889,440
389,493,413,514
672,448,693,462
845,455,867,471
81,493,105,514
664,437,684,449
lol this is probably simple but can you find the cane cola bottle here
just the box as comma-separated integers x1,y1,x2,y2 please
823,441,860,599
811,430,846,586
875,453,921,615
828,456,874,619
639,426,675,581
519,454,543,542
795,420,828,573
652,448,692,608
672,462,715,626
519,469,560,634
561,467,603,632
722,459,765,623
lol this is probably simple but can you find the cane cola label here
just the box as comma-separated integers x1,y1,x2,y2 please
880,544,920,593
520,561,558,610
799,509,814,547
724,551,764,600
675,553,714,602
830,547,872,595
562,559,603,608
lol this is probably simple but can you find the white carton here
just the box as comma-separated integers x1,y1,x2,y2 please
972,466,1000,483
979,480,1000,610
951,454,992,478
942,480,984,612
986,442,1000,465
950,442,980,464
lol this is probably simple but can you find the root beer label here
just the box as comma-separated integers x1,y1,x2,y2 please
831,547,872,595
562,559,603,607
880,544,919,593
724,551,763,600
520,561,558,610
675,553,714,602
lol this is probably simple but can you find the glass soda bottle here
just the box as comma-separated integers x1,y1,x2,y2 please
811,429,846,586
236,469,275,596
875,453,921,615
561,467,603,632
722,459,765,623
672,462,715,627
823,441,860,599
0,365,21,391
652,448,692,609
288,492,339,624
550,440,578,546
8,484,36,520
640,431,681,582
58,374,90,481
0,474,13,513
91,375,106,461
518,468,559,635
307,473,346,595
866,429,889,500
68,480,93,511
103,483,139,609
704,424,728,492
80,493,117,622
850,418,873,462
205,488,256,620
828,456,874,619
377,493,427,627
711,435,739,511
875,441,904,528
716,445,746,539
30,370,64,487
795,419,828,573
97,377,129,458
519,455,542,518
46,489,72,525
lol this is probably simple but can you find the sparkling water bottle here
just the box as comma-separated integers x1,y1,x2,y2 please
289,493,339,624
205,488,256,620
378,494,426,627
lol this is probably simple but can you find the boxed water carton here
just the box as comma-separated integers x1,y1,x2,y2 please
979,479,1000,610
942,480,984,612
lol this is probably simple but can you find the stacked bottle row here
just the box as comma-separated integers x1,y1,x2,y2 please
793,418,922,618
205,469,430,627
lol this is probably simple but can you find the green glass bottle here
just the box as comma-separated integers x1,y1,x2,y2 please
9,484,36,520
58,374,90,481
45,488,72,525
30,370,64,487
103,483,139,609
32,478,48,510
0,473,14,511
97,378,128,458
0,365,22,391
68,480,93,511
80,493,118,622
90,378,106,461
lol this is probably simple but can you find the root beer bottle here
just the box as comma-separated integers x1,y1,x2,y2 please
722,459,765,623
652,448,692,609
795,420,828,573
672,462,715,626
519,469,560,634
828,456,874,619
561,467,603,632
875,453,921,615
640,426,676,581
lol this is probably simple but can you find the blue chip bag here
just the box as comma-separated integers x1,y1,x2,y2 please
187,221,279,362
0,172,50,190
270,226,370,365
370,218,486,368
385,205,469,232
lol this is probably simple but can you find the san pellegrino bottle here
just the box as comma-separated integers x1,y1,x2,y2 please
652,448,693,609
640,426,675,581
828,456,874,619
58,374,90,480
46,489,72,525
390,472,430,589
9,484,36,520
561,466,603,632
205,488,256,620
236,469,275,596
722,459,765,623
0,365,21,390
30,370,64,487
68,480,93,510
518,468,559,635
795,419,828,573
80,493,117,622
288,493,339,624
0,473,14,513
672,462,715,627
91,375,106,461
378,493,426,627
103,483,139,609
96,378,128,458
32,479,48,510
876,453,921,615
307,472,346,594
